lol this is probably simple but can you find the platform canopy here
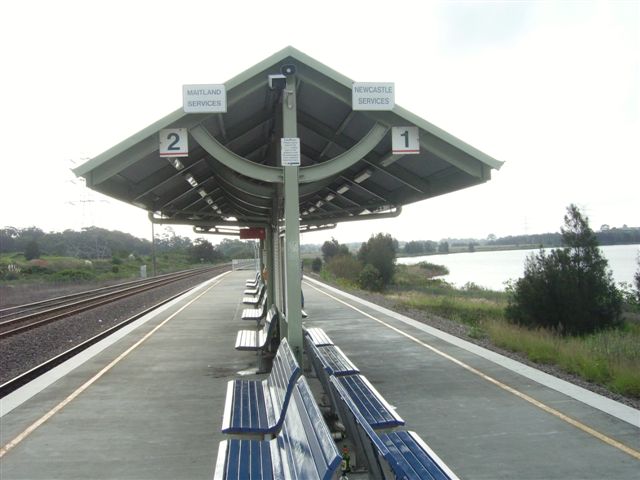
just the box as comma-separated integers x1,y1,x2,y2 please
74,46,502,235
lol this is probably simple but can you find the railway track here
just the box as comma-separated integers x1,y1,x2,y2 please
0,266,228,339
0,265,232,397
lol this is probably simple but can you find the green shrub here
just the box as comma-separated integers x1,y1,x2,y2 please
311,257,322,273
359,264,384,291
326,254,361,283
51,269,96,282
417,262,449,276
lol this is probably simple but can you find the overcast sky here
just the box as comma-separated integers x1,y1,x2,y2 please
2,0,638,246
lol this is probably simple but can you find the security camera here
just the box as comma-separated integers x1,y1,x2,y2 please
281,64,296,76
268,74,287,90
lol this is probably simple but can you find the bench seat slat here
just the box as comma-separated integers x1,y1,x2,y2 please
304,327,334,347
337,374,404,430
380,431,454,480
314,345,359,376
235,329,259,349
222,439,273,480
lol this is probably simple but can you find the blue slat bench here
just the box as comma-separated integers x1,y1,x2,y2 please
244,281,264,296
221,339,301,436
305,335,359,401
333,374,404,430
243,284,266,305
305,337,359,378
214,376,341,480
246,271,260,287
304,327,334,347
241,294,268,324
329,376,459,480
235,305,279,352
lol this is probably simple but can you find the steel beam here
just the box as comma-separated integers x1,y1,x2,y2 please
190,124,283,183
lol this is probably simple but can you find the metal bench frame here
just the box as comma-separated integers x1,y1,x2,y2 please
329,376,459,480
215,376,341,480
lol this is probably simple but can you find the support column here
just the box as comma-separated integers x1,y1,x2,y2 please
265,224,275,315
282,75,303,363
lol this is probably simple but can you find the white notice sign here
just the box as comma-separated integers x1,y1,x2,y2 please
182,84,227,113
391,126,420,154
281,138,301,166
159,128,188,157
352,82,395,111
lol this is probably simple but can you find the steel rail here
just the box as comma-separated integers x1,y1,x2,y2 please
0,282,206,398
0,266,226,338
0,269,204,319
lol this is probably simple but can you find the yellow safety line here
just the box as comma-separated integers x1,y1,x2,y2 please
0,275,227,459
308,282,640,461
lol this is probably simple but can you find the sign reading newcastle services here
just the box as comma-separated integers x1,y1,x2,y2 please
352,82,395,111
182,84,227,113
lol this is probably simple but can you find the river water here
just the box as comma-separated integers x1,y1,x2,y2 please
397,244,640,291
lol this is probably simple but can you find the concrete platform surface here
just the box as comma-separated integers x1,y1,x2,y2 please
0,270,638,479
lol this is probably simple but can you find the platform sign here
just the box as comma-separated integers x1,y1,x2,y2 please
182,84,227,113
352,82,395,111
240,227,265,240
281,137,301,166
159,128,188,157
391,126,420,154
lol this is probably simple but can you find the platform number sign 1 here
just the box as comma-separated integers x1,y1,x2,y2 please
159,128,188,158
391,126,420,155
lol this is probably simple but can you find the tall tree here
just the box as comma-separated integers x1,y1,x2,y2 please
357,233,397,287
321,237,349,262
507,204,622,335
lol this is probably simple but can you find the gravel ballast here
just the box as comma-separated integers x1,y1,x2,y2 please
0,270,226,385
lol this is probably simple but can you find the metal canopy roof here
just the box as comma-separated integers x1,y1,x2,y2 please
74,46,503,235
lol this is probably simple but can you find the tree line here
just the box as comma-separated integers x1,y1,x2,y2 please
400,227,640,256
0,226,256,264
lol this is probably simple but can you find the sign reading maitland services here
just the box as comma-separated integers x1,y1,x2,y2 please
281,138,301,166
391,126,420,154
159,128,188,157
182,84,227,113
352,82,395,111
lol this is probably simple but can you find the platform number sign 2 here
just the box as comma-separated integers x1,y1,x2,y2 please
159,128,189,158
391,126,420,155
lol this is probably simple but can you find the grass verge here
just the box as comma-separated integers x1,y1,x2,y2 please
390,280,640,399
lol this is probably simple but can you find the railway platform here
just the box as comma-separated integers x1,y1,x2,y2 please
1,270,639,479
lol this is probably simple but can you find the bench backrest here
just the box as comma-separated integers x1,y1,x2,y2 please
275,376,341,480
329,375,394,479
329,376,456,480
265,339,302,432
262,305,280,348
